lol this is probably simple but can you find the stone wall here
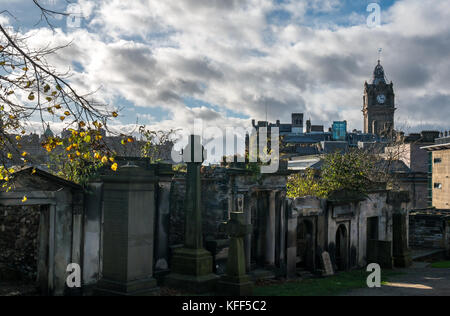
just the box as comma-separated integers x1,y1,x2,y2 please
409,212,449,249
169,167,230,246
0,205,40,281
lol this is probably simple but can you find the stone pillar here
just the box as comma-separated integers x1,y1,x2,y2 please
95,164,158,296
265,191,276,267
237,193,252,273
279,193,286,267
393,212,412,267
218,212,253,296
286,199,298,279
165,135,218,293
154,164,174,277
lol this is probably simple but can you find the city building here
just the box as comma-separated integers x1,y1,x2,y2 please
421,132,450,210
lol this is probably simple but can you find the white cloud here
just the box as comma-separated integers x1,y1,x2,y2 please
11,0,450,136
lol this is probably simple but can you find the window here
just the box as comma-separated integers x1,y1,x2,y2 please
434,158,442,164
434,183,442,189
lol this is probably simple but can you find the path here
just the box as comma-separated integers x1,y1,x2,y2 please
342,262,450,296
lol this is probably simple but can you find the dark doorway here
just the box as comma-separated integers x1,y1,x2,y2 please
297,219,314,271
367,216,379,247
335,224,348,271
251,191,269,268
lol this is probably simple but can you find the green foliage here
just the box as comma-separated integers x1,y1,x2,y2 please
287,169,327,198
320,150,374,195
287,149,375,199
45,129,115,186
139,126,177,163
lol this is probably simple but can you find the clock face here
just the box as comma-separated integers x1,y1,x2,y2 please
377,94,386,104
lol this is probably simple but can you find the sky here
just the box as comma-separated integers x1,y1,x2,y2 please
1,0,449,135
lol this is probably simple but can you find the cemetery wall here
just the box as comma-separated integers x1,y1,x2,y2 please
0,205,40,281
409,212,449,249
169,167,230,246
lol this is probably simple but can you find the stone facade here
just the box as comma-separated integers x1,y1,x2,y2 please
285,190,410,276
0,205,40,281
422,137,450,210
0,168,84,295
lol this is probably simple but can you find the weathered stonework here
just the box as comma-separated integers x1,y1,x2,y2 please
0,205,40,281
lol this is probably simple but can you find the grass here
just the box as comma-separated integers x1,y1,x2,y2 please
254,269,402,296
430,261,450,269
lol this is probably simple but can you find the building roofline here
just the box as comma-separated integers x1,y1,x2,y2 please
420,143,450,151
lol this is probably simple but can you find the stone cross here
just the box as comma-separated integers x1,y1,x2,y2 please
183,135,206,249
218,212,253,296
165,135,218,293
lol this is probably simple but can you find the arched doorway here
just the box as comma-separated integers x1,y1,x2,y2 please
335,224,348,271
297,219,314,271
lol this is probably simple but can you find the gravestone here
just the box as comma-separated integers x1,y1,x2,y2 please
95,163,158,295
165,135,218,293
218,212,253,296
321,251,334,276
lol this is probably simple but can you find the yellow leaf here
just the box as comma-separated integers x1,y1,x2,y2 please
21,151,28,157
112,112,118,118
28,93,35,101
7,153,12,159
64,111,70,116
101,156,108,164
31,168,36,174
22,196,27,203
111,163,118,171
15,135,21,141
60,116,65,121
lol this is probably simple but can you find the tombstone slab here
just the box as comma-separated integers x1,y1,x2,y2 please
95,163,158,296
321,251,334,277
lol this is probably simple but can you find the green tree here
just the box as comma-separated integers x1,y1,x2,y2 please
287,149,376,199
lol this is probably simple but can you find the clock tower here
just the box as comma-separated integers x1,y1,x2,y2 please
363,60,396,137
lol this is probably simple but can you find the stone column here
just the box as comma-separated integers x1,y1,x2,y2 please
265,191,276,267
154,164,174,277
218,212,253,296
95,163,158,296
279,193,286,267
165,135,218,293
286,199,298,279
393,212,412,267
243,193,252,272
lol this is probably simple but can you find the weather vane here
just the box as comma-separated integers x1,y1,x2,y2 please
378,48,382,62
